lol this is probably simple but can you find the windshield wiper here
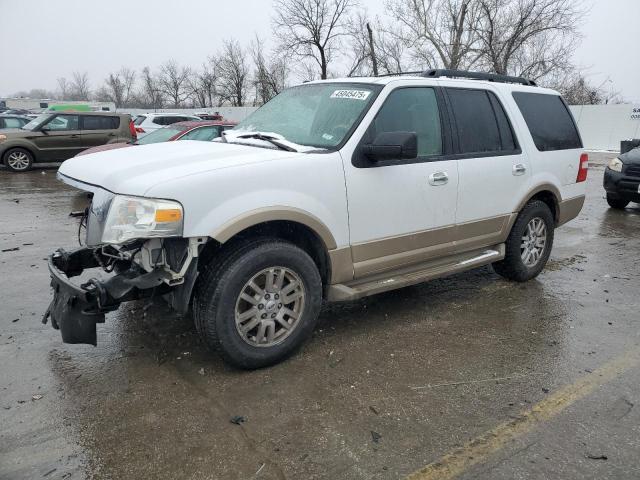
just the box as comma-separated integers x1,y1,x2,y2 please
223,131,298,152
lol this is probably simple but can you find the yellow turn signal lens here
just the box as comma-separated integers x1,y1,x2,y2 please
155,208,182,223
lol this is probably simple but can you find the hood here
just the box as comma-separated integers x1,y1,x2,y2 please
58,140,299,196
0,128,39,137
76,142,132,157
620,147,640,165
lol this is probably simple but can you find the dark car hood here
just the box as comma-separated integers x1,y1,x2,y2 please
620,148,640,165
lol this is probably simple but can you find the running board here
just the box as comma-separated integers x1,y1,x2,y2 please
327,245,505,302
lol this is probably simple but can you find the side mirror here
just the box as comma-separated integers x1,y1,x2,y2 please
362,131,418,162
40,125,50,134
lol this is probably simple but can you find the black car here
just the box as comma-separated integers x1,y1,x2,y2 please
603,148,640,209
0,114,31,130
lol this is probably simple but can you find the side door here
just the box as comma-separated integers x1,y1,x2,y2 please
79,115,121,149
444,87,529,252
342,86,459,279
31,114,82,160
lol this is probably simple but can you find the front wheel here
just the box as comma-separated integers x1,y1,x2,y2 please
4,148,34,172
493,200,555,282
606,194,629,210
193,238,322,369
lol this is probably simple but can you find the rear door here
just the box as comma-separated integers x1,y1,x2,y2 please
343,86,459,278
445,87,528,251
79,115,121,149
31,114,82,160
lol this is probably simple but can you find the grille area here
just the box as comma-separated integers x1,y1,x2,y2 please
625,165,640,177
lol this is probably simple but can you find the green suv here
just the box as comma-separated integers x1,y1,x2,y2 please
0,111,135,172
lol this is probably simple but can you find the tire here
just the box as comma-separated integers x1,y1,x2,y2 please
193,238,322,369
3,148,34,172
493,200,555,282
606,194,629,210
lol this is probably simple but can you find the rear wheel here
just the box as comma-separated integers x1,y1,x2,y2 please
493,200,554,282
193,238,322,369
4,148,34,172
606,194,629,210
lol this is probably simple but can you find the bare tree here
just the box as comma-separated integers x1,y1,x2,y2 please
475,0,585,80
69,71,91,100
346,12,414,76
216,39,250,107
345,11,375,76
547,70,622,105
139,66,164,110
188,58,219,108
250,35,289,104
56,77,70,100
273,0,358,80
158,60,192,108
98,67,137,108
386,0,482,70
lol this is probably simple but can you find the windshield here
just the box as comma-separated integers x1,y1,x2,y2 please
234,83,380,149
21,113,52,131
135,125,185,145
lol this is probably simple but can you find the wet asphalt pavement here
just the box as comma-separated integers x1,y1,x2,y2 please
1,153,639,480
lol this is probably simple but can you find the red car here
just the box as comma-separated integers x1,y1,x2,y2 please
76,120,237,157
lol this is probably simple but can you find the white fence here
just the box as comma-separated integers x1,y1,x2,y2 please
570,104,640,152
120,104,640,152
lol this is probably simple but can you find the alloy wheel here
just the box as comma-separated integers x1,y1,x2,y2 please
520,217,547,267
234,267,306,347
6,151,31,171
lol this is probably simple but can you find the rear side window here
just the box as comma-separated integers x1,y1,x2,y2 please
134,115,146,126
446,88,517,154
3,117,26,128
82,116,120,130
155,116,183,126
512,92,582,151
178,126,221,141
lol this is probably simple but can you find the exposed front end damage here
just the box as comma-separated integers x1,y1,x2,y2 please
43,237,206,346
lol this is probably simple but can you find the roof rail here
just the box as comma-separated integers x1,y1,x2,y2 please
376,69,536,86
421,69,537,86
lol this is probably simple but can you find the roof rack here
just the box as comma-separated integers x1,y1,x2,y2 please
377,69,537,87
422,69,537,86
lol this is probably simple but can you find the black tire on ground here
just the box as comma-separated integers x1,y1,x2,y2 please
493,200,555,282
3,147,34,172
606,194,629,210
193,238,323,369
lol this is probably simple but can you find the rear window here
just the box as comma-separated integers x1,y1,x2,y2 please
154,116,185,126
512,92,582,151
82,116,120,130
134,115,146,126
446,88,517,155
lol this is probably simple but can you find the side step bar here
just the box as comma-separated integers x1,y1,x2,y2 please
327,245,505,302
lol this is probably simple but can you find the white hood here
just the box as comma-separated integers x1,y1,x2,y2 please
58,140,297,196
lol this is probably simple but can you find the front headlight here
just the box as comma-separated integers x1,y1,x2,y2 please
608,157,623,173
101,195,183,244
0,134,7,143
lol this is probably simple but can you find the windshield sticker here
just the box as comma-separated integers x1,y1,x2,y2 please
330,89,371,101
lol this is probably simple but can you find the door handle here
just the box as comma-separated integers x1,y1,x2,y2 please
513,163,527,176
69,134,79,138
428,171,449,186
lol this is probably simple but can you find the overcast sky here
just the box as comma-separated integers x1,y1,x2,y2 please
1,0,639,102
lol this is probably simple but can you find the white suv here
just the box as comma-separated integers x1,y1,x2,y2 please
45,70,587,368
133,113,201,138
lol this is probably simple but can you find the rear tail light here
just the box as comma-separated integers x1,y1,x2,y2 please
135,126,145,134
576,153,589,183
129,120,138,140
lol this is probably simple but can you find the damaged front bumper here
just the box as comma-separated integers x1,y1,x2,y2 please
43,239,203,346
